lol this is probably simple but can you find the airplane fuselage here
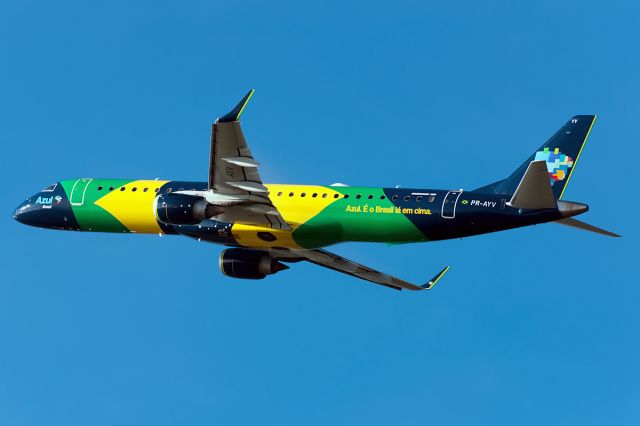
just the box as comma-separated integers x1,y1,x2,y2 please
14,178,572,249
13,106,612,291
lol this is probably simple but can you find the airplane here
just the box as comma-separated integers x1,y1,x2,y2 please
13,90,620,291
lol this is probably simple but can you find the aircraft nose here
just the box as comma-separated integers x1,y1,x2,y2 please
13,198,41,226
13,200,29,223
14,188,80,230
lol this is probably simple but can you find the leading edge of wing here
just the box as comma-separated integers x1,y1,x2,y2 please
218,89,255,123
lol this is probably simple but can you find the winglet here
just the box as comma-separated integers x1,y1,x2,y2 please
421,266,450,290
218,89,255,123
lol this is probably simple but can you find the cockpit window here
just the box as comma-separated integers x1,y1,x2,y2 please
42,183,57,192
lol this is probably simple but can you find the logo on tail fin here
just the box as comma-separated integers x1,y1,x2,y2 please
534,147,574,185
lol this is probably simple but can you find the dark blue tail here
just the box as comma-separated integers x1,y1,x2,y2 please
475,115,596,199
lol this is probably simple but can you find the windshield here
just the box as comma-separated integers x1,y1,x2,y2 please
42,183,57,192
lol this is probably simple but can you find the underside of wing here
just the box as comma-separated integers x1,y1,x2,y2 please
203,90,290,230
269,248,450,291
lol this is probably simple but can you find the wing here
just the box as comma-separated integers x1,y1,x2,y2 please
207,90,290,230
269,248,450,291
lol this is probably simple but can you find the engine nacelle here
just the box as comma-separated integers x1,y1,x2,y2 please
219,248,289,280
154,193,222,225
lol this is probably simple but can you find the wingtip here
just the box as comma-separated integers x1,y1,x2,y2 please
421,266,450,290
218,89,255,123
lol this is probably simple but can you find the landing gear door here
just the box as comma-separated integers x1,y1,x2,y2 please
441,190,463,219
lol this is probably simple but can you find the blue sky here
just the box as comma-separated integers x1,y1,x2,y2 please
1,1,638,425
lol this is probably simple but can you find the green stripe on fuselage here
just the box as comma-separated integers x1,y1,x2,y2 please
292,187,427,248
60,179,133,233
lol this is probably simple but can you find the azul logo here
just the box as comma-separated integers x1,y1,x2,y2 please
54,195,62,204
35,196,53,205
535,147,574,184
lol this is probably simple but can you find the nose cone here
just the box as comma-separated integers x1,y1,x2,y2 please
13,186,80,230
13,200,30,224
13,198,52,227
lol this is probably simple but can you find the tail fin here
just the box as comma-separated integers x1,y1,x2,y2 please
476,115,596,199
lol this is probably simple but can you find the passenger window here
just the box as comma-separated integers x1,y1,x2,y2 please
143,188,148,192
322,193,327,198
120,187,126,191
333,194,339,199
312,193,318,198
301,193,306,197
344,194,350,199
356,194,361,199
368,195,373,199
380,195,386,200
289,192,294,197
97,186,103,191
109,186,115,191
132,187,137,192
416,196,422,203
428,196,435,202
277,192,283,196
404,195,410,201
167,188,172,193
154,188,160,193
392,195,398,201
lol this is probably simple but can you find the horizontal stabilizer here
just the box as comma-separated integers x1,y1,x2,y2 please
555,218,621,237
508,160,557,210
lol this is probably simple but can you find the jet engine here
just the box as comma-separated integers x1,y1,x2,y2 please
219,248,289,279
154,193,222,225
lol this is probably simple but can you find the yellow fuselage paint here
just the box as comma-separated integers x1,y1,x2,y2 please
230,184,341,249
95,180,169,233
92,181,339,249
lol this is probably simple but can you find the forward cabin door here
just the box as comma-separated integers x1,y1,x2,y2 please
441,190,463,219
69,178,93,206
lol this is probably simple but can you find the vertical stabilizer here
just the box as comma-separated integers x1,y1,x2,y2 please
476,115,596,199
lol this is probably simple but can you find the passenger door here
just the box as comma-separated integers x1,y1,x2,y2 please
69,178,93,206
441,190,462,219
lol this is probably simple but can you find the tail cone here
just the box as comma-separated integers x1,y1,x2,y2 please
557,200,588,218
